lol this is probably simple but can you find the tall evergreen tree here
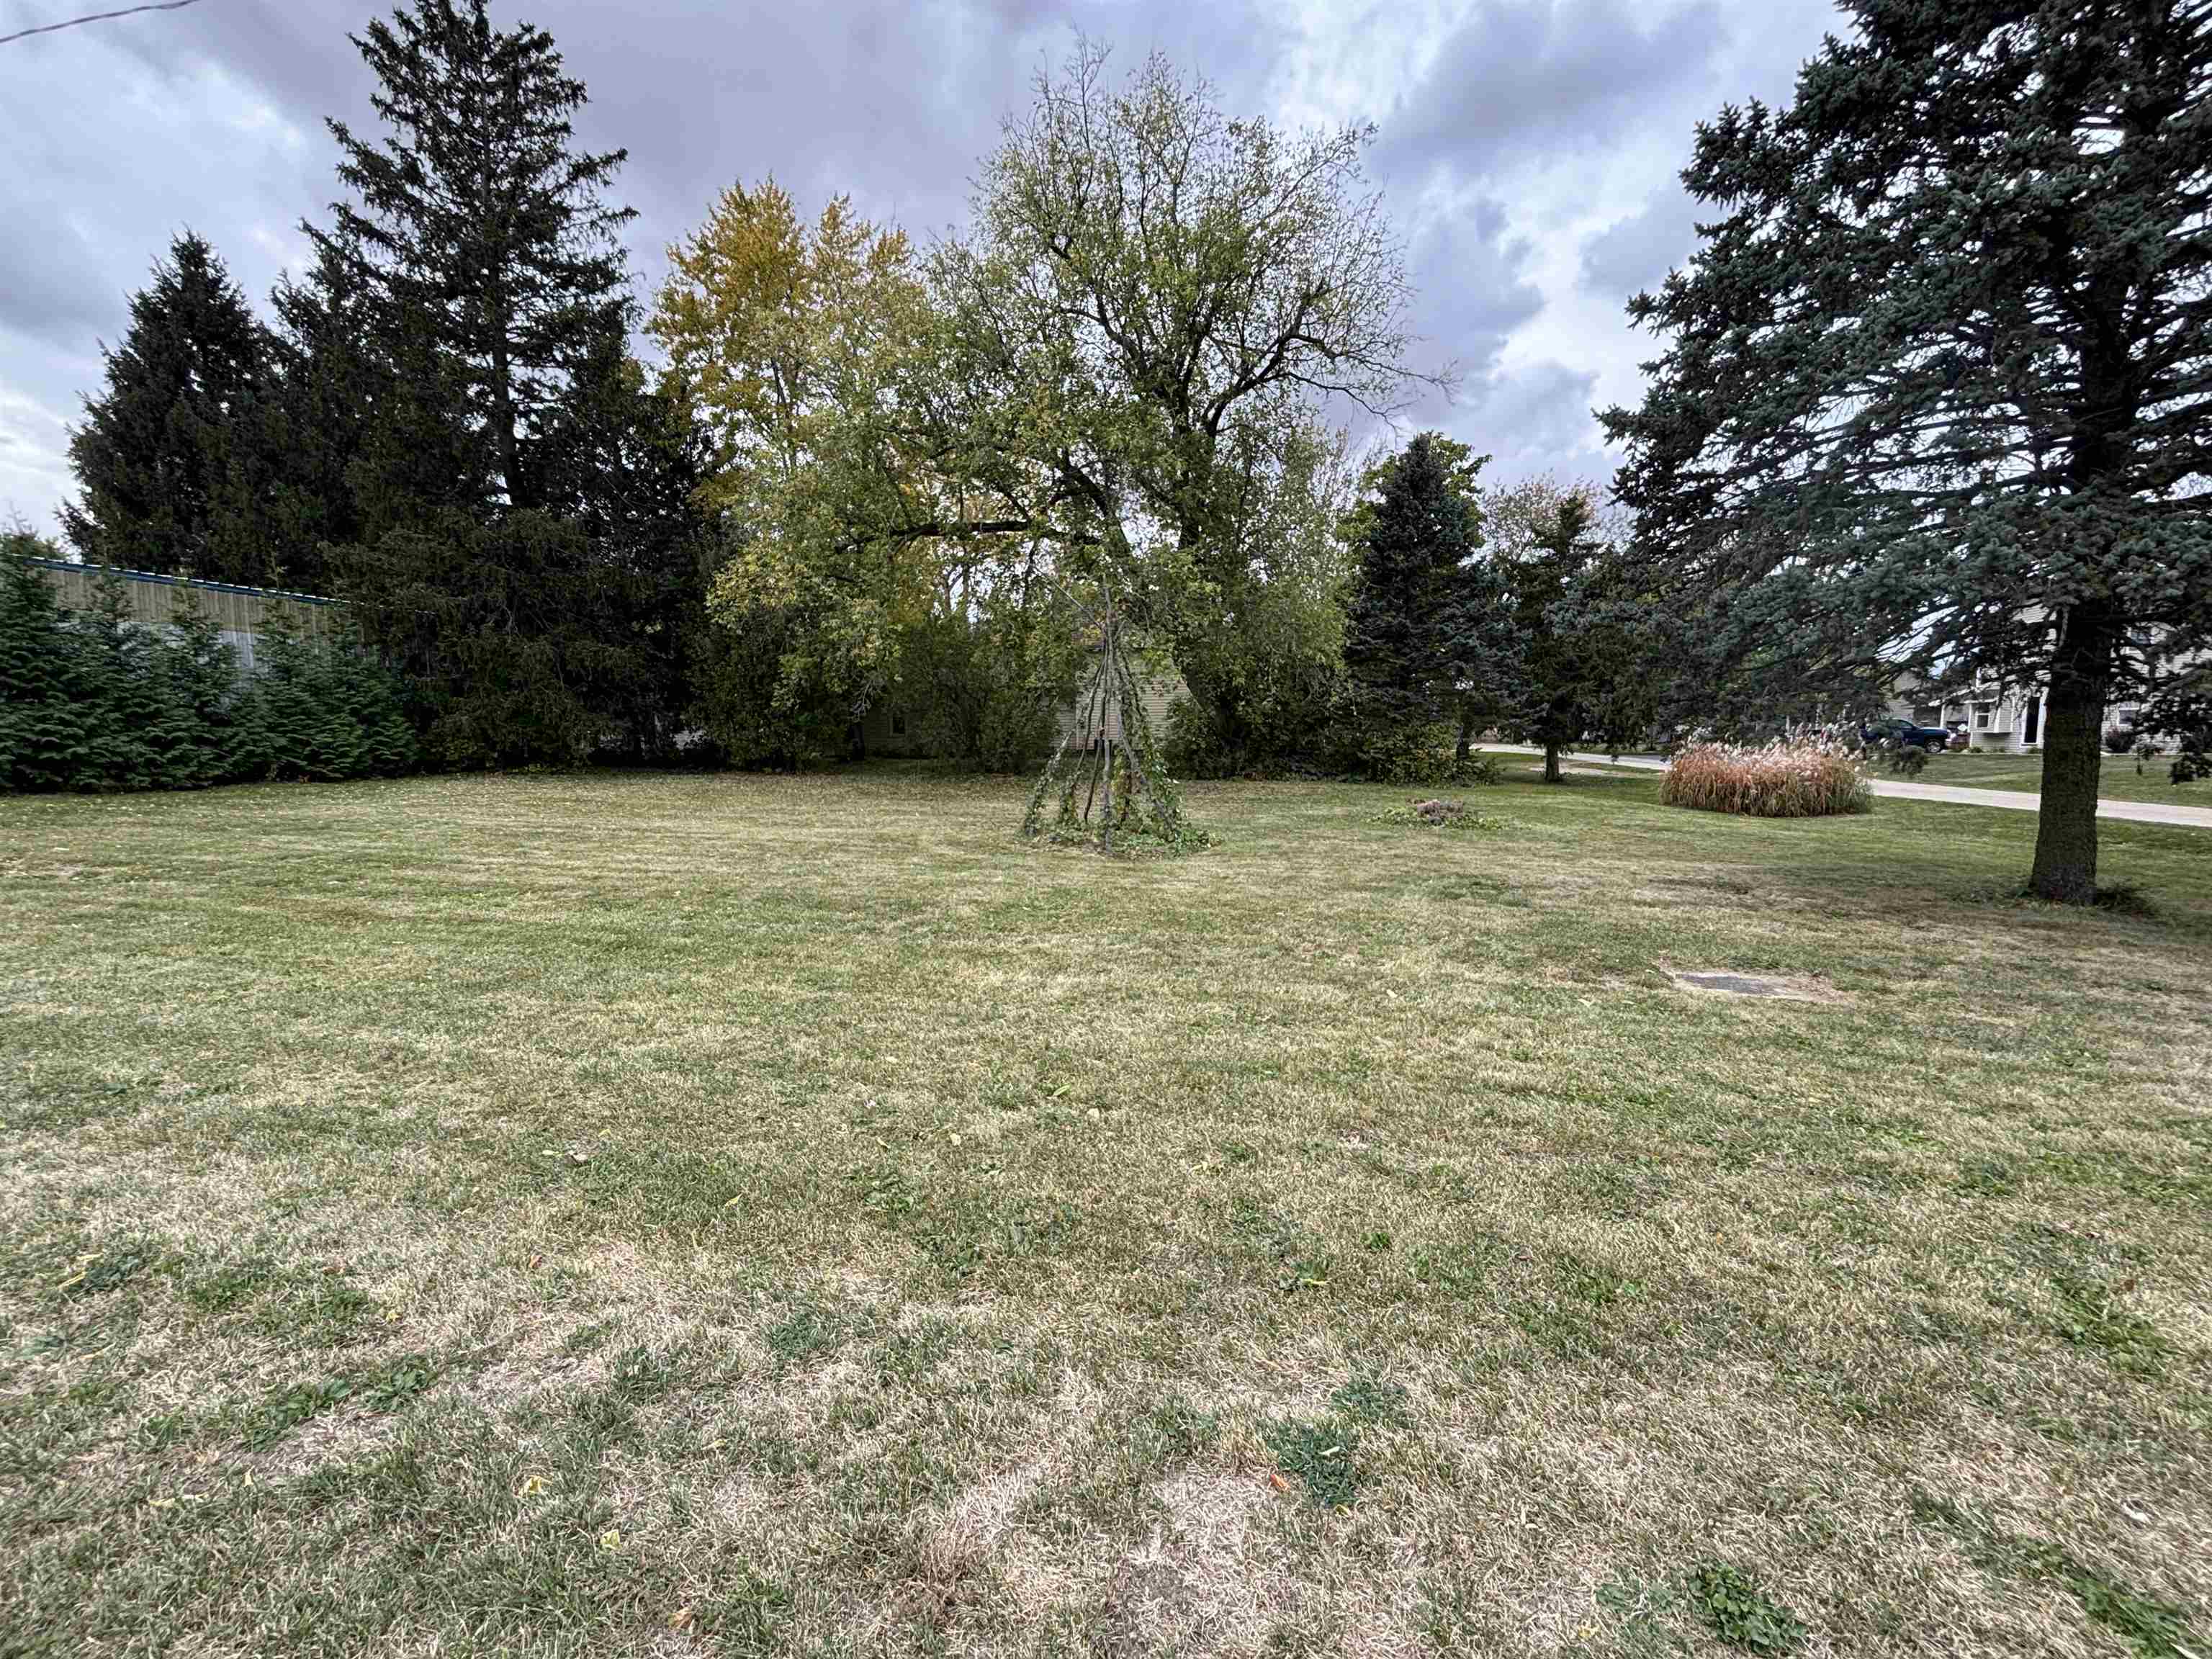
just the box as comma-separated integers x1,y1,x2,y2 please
1604,0,2212,902
1341,433,1484,769
1485,482,1646,785
64,232,284,585
319,0,635,513
312,0,688,768
264,234,383,592
535,349,720,763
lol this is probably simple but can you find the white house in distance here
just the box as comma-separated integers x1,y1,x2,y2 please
1893,678,2159,753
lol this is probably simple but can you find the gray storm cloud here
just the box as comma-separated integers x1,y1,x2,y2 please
1,0,1839,534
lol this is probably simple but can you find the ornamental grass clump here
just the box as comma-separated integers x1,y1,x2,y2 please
1662,739,1871,819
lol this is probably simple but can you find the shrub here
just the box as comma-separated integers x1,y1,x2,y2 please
1,563,417,794
896,603,1079,773
2104,724,2138,754
1661,739,1871,818
1161,652,1344,780
1323,708,1504,787
1882,742,1930,777
1376,797,1501,830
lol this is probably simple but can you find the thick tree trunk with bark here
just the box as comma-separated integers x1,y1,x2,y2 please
2028,602,2115,904
1543,740,1563,783
1456,703,1476,762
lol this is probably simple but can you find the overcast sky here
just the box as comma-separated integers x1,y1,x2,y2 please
0,0,1843,540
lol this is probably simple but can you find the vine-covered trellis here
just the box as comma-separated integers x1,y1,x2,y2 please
1020,590,1205,855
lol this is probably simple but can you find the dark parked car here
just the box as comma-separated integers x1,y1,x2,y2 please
1861,717,1953,752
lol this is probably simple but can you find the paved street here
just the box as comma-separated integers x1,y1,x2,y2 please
1480,747,2212,830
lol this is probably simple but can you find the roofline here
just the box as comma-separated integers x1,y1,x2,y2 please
19,556,339,606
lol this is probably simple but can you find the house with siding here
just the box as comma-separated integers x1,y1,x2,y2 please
1889,646,2195,752
24,557,337,670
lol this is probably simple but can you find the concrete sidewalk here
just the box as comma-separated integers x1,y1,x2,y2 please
1478,747,2212,830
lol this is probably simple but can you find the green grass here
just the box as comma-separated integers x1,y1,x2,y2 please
3,765,2208,1655
1912,747,2212,804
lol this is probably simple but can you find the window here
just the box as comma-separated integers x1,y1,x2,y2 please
890,710,907,737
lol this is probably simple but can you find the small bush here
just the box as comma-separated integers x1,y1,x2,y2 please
1686,1561,1807,1654
2104,724,2139,754
1882,743,1930,777
1377,796,1501,830
1331,718,1506,787
1661,739,1871,818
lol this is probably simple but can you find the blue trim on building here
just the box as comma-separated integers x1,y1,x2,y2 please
22,557,338,606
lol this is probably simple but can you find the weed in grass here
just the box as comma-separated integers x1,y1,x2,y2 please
608,1344,678,1401
257,1274,375,1348
183,1256,274,1312
1422,1565,1491,1652
560,1321,613,1357
58,1240,158,1299
183,1253,376,1346
1955,1156,2020,1197
2048,1272,2169,1378
706,1563,793,1653
242,1354,435,1448
360,1355,438,1411
2093,883,2159,917
1685,1560,1807,1654
1561,1256,1643,1307
1376,797,1503,830
1126,1395,1217,1473
1410,1235,1501,1295
764,1304,844,1369
1330,1370,1409,1426
1229,1196,1334,1291
135,1409,197,1451
852,1159,917,1219
245,1377,354,1449
1264,1415,1360,1509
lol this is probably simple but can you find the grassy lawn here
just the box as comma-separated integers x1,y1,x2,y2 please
1914,749,2212,806
3,768,2208,1657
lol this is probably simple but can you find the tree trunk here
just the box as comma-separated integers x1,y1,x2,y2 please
1544,740,1563,784
2028,602,2115,904
1455,702,1475,762
490,321,524,510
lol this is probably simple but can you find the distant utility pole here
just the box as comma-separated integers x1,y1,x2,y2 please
0,0,208,48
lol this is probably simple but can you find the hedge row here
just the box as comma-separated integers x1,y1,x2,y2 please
1,562,417,793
